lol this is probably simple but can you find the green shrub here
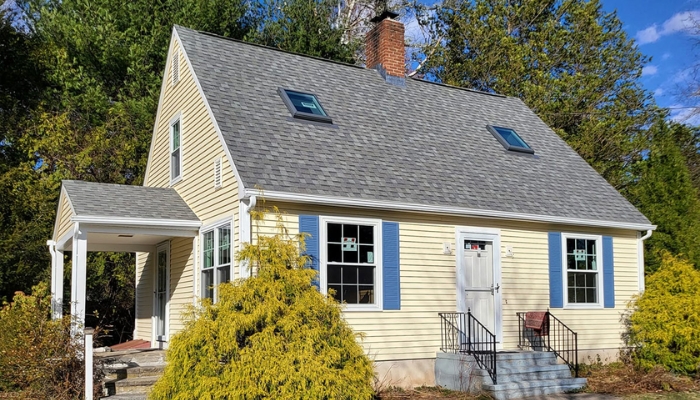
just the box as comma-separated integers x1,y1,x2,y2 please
149,213,374,400
628,253,700,375
0,282,101,399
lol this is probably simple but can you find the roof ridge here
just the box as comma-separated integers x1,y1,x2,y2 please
176,25,507,100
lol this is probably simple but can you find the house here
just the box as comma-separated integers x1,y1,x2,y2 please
48,12,655,392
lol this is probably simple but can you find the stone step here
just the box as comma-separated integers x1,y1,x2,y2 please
104,376,160,395
99,393,147,400
488,383,587,400
105,365,165,380
484,377,587,392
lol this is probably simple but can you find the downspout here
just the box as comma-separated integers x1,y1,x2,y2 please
638,230,652,292
239,195,257,278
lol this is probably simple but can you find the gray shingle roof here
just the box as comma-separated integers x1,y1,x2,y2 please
176,26,651,227
62,180,199,221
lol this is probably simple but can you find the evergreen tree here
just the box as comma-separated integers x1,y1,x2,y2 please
628,119,700,272
415,0,657,188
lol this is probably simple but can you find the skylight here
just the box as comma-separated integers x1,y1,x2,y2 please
487,125,534,154
278,88,332,123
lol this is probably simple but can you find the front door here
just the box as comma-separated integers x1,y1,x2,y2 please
154,243,169,345
457,230,502,346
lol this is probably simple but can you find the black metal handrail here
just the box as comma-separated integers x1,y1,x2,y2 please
438,310,497,384
517,311,579,377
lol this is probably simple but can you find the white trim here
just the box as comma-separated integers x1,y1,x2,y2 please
199,217,234,302
144,28,178,187
71,215,201,228
239,197,256,279
637,230,652,292
561,233,604,310
455,226,503,348
153,242,170,348
244,189,656,231
318,216,383,312
78,225,198,239
169,112,183,186
173,27,246,197
134,252,139,339
86,243,159,253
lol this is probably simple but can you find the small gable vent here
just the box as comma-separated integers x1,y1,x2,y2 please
213,157,222,188
172,50,180,86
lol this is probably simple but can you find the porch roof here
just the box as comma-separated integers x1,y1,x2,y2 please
52,180,201,252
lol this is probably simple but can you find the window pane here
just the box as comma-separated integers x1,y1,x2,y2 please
586,240,596,254
358,286,374,303
587,255,597,270
172,121,180,149
202,269,214,300
494,126,529,148
359,245,374,263
358,266,374,284
343,286,358,304
285,91,327,116
343,224,358,240
328,223,342,243
586,273,597,287
566,238,575,254
171,149,180,178
328,244,342,263
203,231,214,269
328,285,341,301
359,225,374,244
575,288,585,303
218,226,231,266
218,265,230,285
586,289,597,303
342,266,357,284
344,249,358,264
568,288,576,303
327,266,341,284
567,254,575,270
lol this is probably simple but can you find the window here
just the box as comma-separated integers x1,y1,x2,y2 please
278,88,332,123
201,223,231,301
170,118,182,183
487,125,534,154
321,217,382,310
563,234,602,307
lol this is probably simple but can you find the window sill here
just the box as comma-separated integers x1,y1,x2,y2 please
340,304,384,312
170,176,183,187
563,303,604,310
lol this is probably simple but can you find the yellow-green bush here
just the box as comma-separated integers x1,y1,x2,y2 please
149,214,374,400
0,282,100,399
628,253,700,375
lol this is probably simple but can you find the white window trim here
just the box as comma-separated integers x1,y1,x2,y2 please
199,217,233,302
169,112,183,186
561,232,604,309
319,216,383,311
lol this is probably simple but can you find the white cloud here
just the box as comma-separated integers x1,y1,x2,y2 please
642,65,659,76
662,52,671,60
654,87,665,96
635,10,700,45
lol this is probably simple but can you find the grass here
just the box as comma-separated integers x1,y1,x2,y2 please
581,361,699,397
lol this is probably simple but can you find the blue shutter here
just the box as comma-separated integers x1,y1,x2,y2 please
382,221,401,310
548,232,563,308
603,236,615,308
299,215,320,288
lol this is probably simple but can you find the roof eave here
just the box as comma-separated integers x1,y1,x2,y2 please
243,189,656,231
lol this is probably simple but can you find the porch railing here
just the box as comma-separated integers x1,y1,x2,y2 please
438,310,497,384
517,311,579,377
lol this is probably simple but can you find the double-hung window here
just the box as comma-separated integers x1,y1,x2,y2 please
201,223,231,301
563,234,602,307
170,117,182,184
320,217,382,310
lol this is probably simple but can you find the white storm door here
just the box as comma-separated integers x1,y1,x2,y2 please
154,244,169,343
461,240,497,336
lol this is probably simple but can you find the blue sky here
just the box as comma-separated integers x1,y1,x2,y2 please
601,0,699,123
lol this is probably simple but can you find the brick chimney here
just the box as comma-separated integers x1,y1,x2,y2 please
366,10,405,85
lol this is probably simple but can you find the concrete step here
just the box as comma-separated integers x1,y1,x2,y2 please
99,350,167,369
104,376,160,395
484,377,587,392
473,364,573,383
105,365,165,380
487,382,587,400
495,351,556,361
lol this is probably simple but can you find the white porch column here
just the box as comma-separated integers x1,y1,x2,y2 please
48,240,64,320
239,196,256,279
70,223,88,333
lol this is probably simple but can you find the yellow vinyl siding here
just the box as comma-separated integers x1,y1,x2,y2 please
135,251,153,341
54,192,73,241
253,201,641,362
143,36,240,336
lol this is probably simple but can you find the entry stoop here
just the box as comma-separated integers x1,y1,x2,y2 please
96,349,166,399
436,351,586,400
